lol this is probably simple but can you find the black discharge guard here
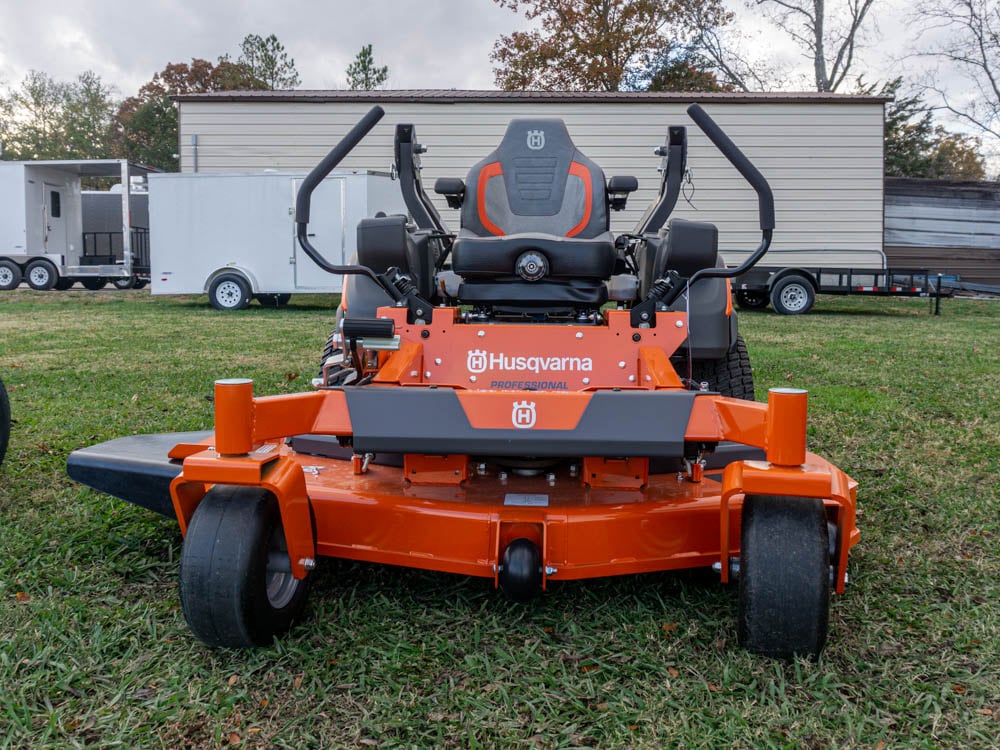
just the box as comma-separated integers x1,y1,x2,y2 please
67,431,211,518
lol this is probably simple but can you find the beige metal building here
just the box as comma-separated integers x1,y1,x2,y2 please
174,90,889,268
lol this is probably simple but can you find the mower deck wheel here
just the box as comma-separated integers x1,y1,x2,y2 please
499,538,542,601
179,486,310,647
738,494,830,660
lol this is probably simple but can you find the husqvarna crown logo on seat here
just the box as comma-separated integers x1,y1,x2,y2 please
527,130,545,150
512,400,537,429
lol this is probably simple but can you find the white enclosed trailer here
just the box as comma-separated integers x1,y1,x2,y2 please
149,170,405,309
0,160,154,291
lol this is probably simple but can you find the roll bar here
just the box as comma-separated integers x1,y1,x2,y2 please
294,105,402,298
662,104,776,306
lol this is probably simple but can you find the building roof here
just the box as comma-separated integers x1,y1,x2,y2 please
174,89,891,105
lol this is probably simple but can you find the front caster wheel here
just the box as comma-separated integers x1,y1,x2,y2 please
738,495,830,660
499,538,542,601
179,486,311,647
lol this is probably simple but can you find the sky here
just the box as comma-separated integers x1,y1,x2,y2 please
0,0,972,132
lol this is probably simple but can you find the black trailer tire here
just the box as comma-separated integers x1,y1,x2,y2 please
24,260,58,291
112,277,135,290
0,260,21,290
255,293,292,308
133,279,148,290
738,494,830,660
770,275,815,315
735,290,769,310
82,278,108,291
690,335,755,400
209,274,251,311
179,486,311,648
54,278,74,290
0,377,10,466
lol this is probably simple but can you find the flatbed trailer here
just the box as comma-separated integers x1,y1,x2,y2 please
732,264,950,314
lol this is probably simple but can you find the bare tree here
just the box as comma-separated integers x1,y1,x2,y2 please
911,0,1000,140
755,0,877,91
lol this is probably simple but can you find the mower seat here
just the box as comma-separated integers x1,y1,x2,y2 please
450,119,617,306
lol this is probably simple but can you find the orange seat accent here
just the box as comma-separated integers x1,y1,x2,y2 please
477,162,505,236
566,162,593,237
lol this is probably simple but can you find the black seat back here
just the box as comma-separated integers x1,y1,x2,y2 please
461,119,608,238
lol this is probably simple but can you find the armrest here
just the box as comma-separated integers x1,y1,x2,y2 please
607,175,638,211
434,177,466,209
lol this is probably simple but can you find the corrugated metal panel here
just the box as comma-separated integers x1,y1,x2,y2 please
178,98,885,259
885,194,1000,250
884,246,1000,285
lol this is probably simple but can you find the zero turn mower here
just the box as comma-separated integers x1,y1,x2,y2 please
69,104,858,659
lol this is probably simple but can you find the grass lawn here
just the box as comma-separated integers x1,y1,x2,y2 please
0,289,998,749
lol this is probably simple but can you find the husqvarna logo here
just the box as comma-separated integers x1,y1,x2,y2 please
512,400,537,429
527,130,545,150
467,349,488,374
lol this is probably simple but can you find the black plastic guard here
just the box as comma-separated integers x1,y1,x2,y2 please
66,431,211,518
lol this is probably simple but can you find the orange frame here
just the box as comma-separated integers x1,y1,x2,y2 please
168,307,859,590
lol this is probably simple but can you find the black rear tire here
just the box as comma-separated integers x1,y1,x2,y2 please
0,260,21,290
690,335,755,400
179,486,311,647
0,377,10,466
112,277,135,290
54,278,74,290
738,495,830,660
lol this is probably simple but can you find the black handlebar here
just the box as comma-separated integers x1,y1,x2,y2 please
294,105,402,297
686,103,774,232
295,105,385,224
659,104,777,306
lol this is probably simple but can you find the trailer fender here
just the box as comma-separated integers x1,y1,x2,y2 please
766,267,818,291
203,266,259,295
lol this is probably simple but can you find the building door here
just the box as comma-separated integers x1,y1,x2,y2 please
43,184,67,252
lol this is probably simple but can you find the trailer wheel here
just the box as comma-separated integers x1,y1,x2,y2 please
54,278,74,290
209,274,251,310
179,486,311,648
735,290,768,310
770,275,815,315
690,335,755,400
25,260,58,291
112,277,135,290
133,279,148,290
82,278,108,291
738,495,830,660
0,377,10,466
0,260,21,291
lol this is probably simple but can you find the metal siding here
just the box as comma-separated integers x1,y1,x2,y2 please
178,99,885,260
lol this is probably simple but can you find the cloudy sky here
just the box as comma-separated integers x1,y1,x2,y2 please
0,0,930,95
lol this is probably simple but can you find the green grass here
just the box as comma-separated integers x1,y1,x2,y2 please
1,289,998,749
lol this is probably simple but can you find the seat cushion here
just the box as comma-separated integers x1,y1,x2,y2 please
451,231,617,280
458,279,608,308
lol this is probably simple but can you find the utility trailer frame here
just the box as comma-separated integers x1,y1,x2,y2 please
0,160,155,291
